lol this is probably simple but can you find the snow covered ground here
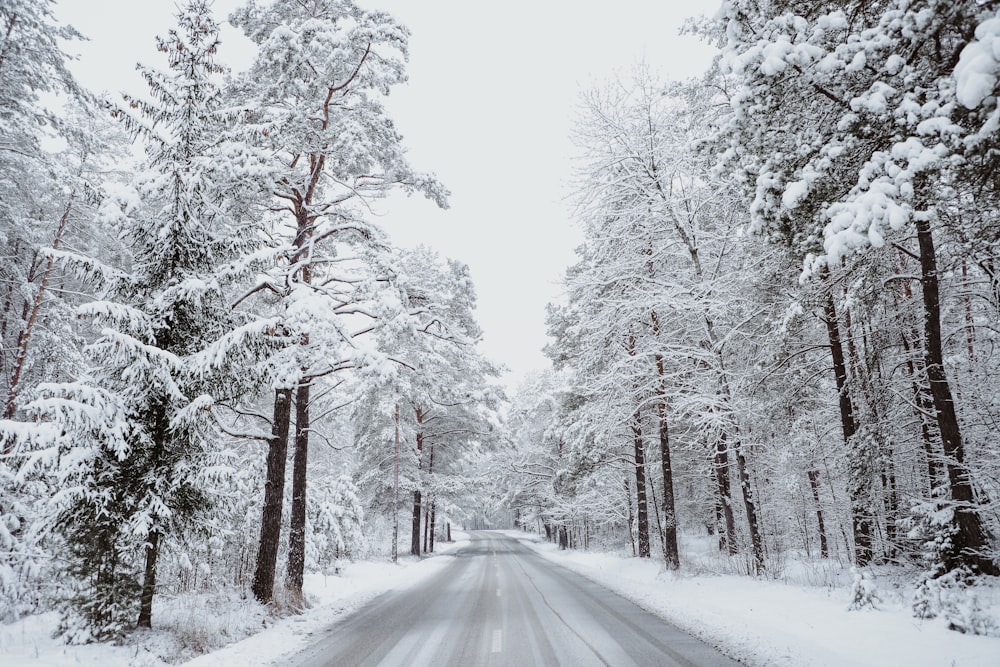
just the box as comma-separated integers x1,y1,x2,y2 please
0,532,470,667
499,529,1000,667
3,528,999,666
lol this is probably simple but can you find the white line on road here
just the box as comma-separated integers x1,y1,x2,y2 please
491,629,502,654
496,588,501,597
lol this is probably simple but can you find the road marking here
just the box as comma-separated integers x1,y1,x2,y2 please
491,629,502,653
496,588,501,597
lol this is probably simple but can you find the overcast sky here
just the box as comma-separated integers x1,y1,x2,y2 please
53,0,720,387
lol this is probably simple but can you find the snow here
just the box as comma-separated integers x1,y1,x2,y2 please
505,531,1000,667
0,532,470,667
955,16,1000,109
4,529,997,666
498,530,1000,667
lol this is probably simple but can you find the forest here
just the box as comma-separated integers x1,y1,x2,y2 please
2,0,999,661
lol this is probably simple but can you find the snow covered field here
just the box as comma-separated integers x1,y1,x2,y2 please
2,528,998,666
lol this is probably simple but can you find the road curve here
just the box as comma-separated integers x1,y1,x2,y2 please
288,531,742,667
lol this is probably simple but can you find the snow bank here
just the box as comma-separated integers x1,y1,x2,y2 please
501,530,1000,667
0,532,470,667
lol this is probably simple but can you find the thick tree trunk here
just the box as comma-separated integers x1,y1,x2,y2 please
286,378,310,607
807,469,829,558
137,398,170,627
915,219,998,575
252,387,293,604
821,285,872,566
137,530,160,628
632,410,650,558
411,408,424,556
731,433,765,574
655,358,680,570
713,439,737,556
423,446,435,553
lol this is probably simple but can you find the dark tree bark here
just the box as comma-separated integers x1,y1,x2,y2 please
632,410,651,558
137,391,171,627
252,387,293,604
655,354,680,570
713,439,737,556
821,285,872,566
428,501,436,553
915,219,998,575
657,396,681,570
731,433,765,574
625,472,636,557
286,378,310,606
807,469,829,558
410,407,424,556
423,445,435,553
137,530,160,628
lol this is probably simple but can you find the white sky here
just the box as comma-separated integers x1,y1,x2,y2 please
53,0,720,387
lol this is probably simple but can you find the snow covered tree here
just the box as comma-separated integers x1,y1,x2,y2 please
228,0,447,607
0,0,100,623
555,67,770,572
716,0,1000,577
22,1,274,639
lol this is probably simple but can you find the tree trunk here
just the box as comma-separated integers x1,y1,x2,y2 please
424,445,435,553
731,433,765,574
391,404,400,562
286,378,310,607
4,191,75,425
137,529,160,628
821,284,872,566
625,472,636,557
713,439,737,556
915,218,998,575
252,387,293,604
411,408,424,556
656,382,679,570
632,410,651,558
428,501,436,553
807,469,829,558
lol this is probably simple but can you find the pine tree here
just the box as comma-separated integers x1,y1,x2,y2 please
25,1,272,639
229,0,446,606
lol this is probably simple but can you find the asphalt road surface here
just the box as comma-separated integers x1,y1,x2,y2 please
289,531,742,667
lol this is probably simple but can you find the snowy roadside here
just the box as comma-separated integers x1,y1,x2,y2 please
0,531,469,667
500,529,1000,667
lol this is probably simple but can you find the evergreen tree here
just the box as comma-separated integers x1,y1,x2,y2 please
25,1,272,639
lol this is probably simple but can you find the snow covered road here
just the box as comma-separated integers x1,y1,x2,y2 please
287,531,741,666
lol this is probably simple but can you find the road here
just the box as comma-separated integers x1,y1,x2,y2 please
289,531,742,667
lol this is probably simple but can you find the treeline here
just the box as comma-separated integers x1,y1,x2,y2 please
0,0,500,643
499,0,1000,633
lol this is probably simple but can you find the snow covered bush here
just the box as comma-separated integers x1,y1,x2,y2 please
847,567,880,610
909,498,999,635
306,474,366,574
912,567,998,636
